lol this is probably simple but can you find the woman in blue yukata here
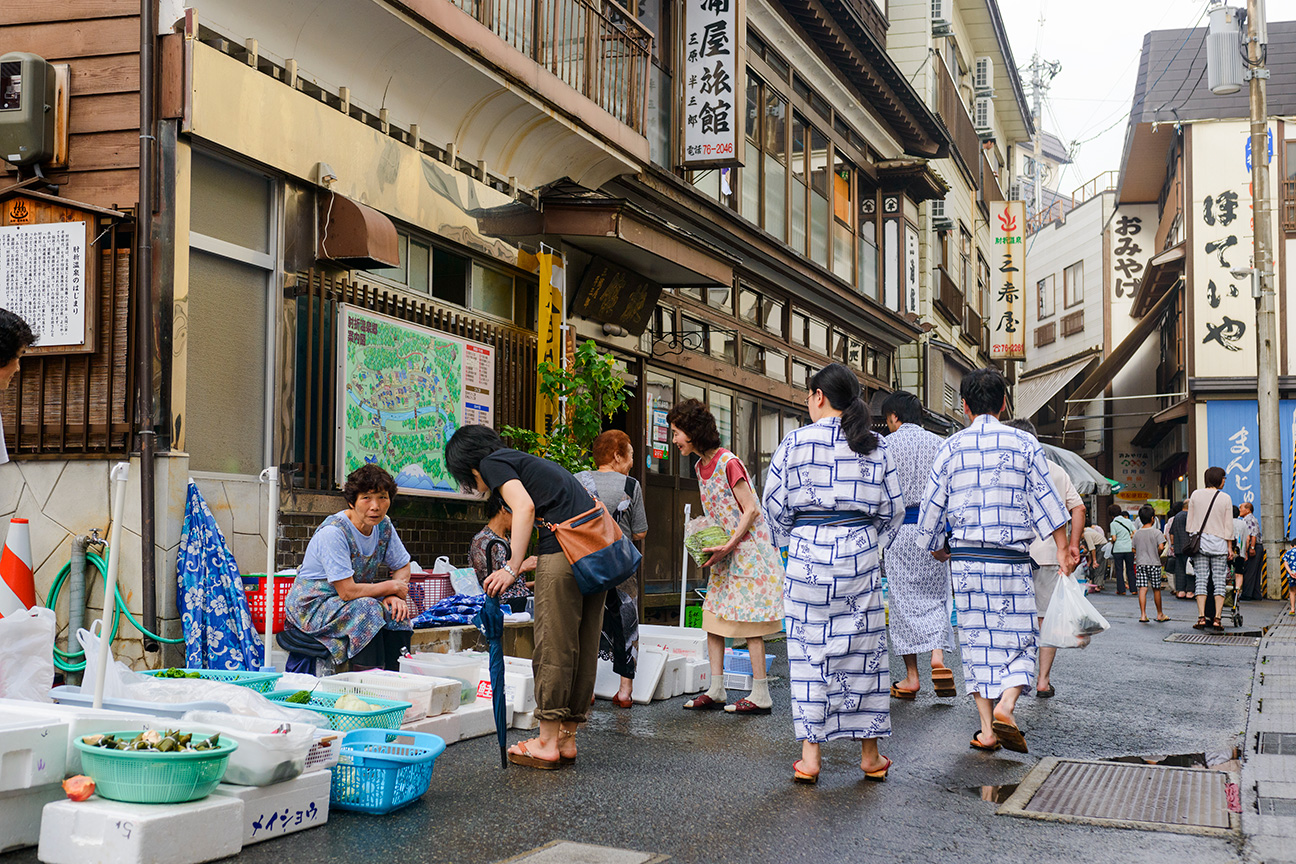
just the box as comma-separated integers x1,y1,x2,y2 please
285,464,413,671
763,363,905,784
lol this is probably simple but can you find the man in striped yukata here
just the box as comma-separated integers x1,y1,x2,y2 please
914,368,1073,755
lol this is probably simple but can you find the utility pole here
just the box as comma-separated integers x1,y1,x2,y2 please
1247,0,1283,598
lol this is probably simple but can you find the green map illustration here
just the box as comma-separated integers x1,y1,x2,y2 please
339,308,471,494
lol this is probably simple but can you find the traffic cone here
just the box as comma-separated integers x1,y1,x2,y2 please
0,518,36,618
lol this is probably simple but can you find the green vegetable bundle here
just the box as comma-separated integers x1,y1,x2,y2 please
80,731,220,753
156,668,202,679
684,525,731,567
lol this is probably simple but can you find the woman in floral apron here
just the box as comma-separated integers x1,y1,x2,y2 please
285,464,413,671
667,399,784,715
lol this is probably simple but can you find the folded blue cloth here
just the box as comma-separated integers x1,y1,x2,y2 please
412,593,488,629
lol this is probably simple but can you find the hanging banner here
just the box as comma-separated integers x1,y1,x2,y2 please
681,0,744,168
990,201,1026,359
535,250,565,434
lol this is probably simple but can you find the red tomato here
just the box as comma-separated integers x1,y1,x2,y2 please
62,775,96,802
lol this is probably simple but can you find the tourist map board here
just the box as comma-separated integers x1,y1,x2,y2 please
336,305,494,498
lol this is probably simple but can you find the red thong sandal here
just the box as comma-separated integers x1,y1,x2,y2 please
793,759,819,785
683,694,726,710
862,756,892,782
724,698,772,715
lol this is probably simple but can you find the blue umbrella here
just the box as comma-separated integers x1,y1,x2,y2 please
475,538,510,769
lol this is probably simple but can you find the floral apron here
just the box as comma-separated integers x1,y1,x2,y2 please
700,450,784,626
285,514,412,664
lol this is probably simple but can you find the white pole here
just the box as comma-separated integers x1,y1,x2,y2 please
678,503,691,627
259,466,279,671
92,462,131,709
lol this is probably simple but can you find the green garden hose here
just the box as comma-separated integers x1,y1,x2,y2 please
44,545,184,674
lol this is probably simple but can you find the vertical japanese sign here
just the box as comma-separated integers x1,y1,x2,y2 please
990,201,1026,359
535,250,565,434
1208,400,1258,512
904,224,919,314
681,0,744,167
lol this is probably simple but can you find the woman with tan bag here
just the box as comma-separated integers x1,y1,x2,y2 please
446,424,605,769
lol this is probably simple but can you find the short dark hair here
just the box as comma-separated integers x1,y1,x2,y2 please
445,424,505,492
1139,505,1155,525
961,368,1007,417
666,399,721,453
1107,503,1124,519
484,494,504,521
1232,504,1241,518
1204,466,1226,488
0,309,35,366
342,463,398,507
1169,501,1183,516
1004,418,1037,438
881,390,923,425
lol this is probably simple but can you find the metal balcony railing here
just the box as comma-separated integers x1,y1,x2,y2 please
935,267,964,323
1026,170,1119,234
449,0,653,133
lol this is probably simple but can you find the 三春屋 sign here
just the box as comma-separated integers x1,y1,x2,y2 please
990,201,1026,360
681,0,744,168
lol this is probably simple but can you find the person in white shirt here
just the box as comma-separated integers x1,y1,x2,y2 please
0,309,34,465
1005,420,1085,699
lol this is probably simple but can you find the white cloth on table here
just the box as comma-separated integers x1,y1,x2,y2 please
913,415,1070,699
881,423,954,656
763,417,904,742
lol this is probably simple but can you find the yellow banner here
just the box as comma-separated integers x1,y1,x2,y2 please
535,250,565,434
990,201,1027,360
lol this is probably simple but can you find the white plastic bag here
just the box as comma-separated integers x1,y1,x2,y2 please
180,710,316,786
449,566,483,596
430,556,453,576
0,607,57,701
76,626,138,701
1040,574,1111,649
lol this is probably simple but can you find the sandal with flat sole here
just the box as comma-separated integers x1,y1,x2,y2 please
931,667,957,698
1156,615,1171,622
1138,617,1150,623
991,718,1028,753
725,698,772,715
862,756,892,782
889,683,919,700
683,694,726,710
970,731,1001,752
506,741,564,770
793,759,819,785
1193,616,1209,630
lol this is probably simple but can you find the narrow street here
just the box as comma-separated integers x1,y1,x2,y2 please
216,592,1264,864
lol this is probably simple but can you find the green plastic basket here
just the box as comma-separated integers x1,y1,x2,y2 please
141,668,283,694
264,689,411,732
73,732,238,804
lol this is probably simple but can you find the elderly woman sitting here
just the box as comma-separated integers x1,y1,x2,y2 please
284,464,412,671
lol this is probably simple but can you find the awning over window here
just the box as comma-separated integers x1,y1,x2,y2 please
317,193,400,270
1013,354,1099,421
1132,241,1186,317
1070,281,1181,405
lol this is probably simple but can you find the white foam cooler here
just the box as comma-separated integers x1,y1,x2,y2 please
457,696,512,741
652,655,685,700
401,711,461,743
0,709,68,793
0,784,63,853
38,793,244,864
0,699,155,776
683,659,710,694
639,625,709,660
213,769,331,845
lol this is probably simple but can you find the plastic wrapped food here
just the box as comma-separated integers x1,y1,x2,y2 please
684,516,731,567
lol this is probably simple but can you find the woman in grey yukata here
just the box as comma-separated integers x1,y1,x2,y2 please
763,363,904,784
285,464,413,671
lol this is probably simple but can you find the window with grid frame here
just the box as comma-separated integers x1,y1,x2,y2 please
1063,260,1084,308
1038,274,1055,320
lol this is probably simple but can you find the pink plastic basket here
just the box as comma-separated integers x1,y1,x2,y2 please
407,573,453,617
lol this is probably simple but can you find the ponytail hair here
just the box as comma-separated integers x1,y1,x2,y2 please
808,362,877,455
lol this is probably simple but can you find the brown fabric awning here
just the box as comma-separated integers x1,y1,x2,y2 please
1070,281,1181,405
317,193,399,269
1132,241,1186,317
478,197,734,287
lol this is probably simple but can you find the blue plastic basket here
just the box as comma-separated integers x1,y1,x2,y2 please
724,649,774,675
142,669,283,694
330,729,446,815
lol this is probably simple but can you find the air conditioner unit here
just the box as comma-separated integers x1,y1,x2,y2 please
974,56,995,94
974,95,995,133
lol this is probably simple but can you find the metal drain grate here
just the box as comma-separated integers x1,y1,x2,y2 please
1164,633,1260,647
1257,732,1296,755
493,843,667,864
1001,759,1233,833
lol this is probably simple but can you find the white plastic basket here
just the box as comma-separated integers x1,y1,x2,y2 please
314,671,436,723
305,734,341,771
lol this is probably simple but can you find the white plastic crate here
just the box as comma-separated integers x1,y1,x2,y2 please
0,711,68,793
398,652,485,706
213,769,331,846
0,783,63,853
723,671,753,691
315,671,437,722
38,792,243,864
305,734,341,772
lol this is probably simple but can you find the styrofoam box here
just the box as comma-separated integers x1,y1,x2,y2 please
652,655,685,701
510,710,538,731
0,710,68,793
639,625,709,660
457,696,512,741
213,769,331,846
38,793,244,864
419,676,461,717
398,652,485,706
0,783,63,853
0,699,155,776
401,712,461,743
683,659,710,694
493,659,537,715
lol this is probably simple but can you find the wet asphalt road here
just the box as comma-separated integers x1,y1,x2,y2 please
16,591,1273,864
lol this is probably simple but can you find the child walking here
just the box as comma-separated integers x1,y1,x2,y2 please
1133,505,1170,623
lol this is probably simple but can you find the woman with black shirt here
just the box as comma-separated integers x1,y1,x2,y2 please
446,425,601,769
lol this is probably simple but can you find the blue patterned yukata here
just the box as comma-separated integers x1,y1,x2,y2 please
882,422,955,656
285,513,412,665
763,417,905,743
913,415,1069,699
